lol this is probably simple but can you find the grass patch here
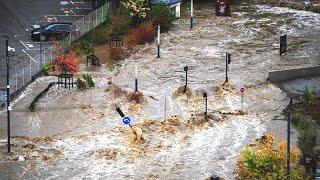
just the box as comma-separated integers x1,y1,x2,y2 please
29,82,55,112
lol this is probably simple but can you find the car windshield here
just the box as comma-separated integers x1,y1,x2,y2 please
44,24,58,31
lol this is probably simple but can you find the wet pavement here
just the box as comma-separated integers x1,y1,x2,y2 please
0,1,319,179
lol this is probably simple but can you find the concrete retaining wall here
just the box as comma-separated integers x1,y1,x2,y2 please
269,66,320,83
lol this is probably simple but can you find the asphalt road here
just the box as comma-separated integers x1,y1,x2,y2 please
0,0,94,100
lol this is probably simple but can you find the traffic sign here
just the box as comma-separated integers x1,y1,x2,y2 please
240,87,245,93
122,116,131,125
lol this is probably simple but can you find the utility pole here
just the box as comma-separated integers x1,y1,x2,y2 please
5,37,11,153
287,97,293,179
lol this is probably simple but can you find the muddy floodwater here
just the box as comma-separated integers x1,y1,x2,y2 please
1,1,319,179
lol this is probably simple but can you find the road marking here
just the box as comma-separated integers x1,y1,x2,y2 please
22,49,37,63
19,40,29,49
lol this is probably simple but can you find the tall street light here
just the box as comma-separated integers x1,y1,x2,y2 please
4,36,13,153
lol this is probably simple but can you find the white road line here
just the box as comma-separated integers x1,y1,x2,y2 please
22,49,37,63
19,40,29,49
14,35,30,50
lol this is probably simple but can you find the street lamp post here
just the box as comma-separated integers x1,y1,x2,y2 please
5,37,11,153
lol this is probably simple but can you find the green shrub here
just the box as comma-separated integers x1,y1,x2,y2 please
300,85,311,105
29,82,55,112
296,116,317,147
42,64,50,75
76,78,87,90
82,73,95,88
108,12,132,37
89,27,111,45
147,3,176,32
80,40,94,55
299,128,317,147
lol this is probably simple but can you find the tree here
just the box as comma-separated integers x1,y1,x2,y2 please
236,133,306,179
50,40,79,75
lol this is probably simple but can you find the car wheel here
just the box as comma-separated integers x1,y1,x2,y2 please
40,35,46,41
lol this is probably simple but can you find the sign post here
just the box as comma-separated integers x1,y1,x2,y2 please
240,87,245,112
116,107,132,128
190,0,194,29
135,63,138,92
216,0,231,16
203,92,208,121
184,66,188,93
225,52,231,82
280,34,287,55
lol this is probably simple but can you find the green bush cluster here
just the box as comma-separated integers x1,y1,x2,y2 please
76,78,87,91
42,64,50,76
147,3,177,32
300,85,318,105
292,114,317,148
82,73,95,88
80,40,94,55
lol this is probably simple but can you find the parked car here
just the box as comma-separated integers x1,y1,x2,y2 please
31,22,79,41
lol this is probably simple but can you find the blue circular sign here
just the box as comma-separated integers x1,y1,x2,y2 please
122,116,131,125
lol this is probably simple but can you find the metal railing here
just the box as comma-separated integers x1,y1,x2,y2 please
7,2,111,96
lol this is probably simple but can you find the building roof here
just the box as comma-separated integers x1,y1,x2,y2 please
149,0,182,6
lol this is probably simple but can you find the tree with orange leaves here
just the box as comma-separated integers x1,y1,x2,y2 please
236,133,307,179
50,39,79,75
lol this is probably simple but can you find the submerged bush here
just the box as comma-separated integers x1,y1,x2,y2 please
76,78,87,90
131,21,155,45
109,47,124,61
82,73,95,88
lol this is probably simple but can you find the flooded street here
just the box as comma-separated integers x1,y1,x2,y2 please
0,1,319,179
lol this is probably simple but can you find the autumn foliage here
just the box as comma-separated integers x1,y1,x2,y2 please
51,39,79,74
125,21,155,51
236,133,306,179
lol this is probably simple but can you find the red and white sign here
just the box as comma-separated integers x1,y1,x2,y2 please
240,87,245,93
